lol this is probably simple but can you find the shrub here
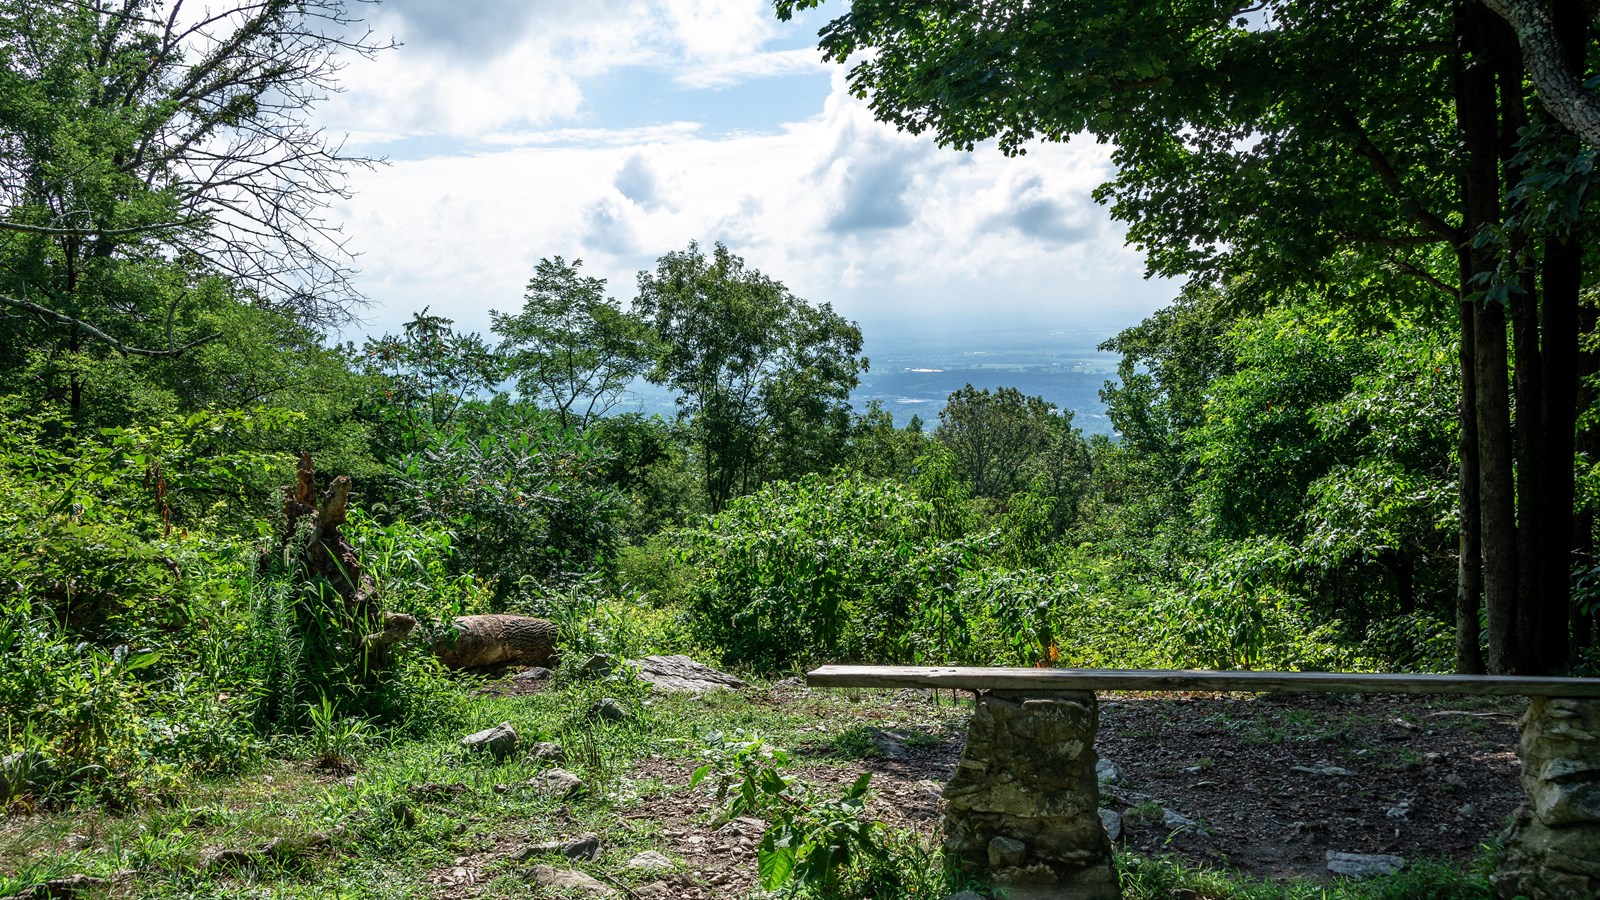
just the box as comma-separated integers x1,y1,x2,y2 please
677,473,989,671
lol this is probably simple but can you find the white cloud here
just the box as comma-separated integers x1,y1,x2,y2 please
330,72,1173,340
317,0,805,141
674,47,827,89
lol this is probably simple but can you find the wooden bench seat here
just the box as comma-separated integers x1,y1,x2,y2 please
806,664,1600,900
807,664,1600,697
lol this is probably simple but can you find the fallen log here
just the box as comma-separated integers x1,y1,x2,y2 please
434,614,559,670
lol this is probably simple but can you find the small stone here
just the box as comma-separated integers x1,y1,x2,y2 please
515,834,596,862
867,727,909,759
526,768,585,799
529,865,615,896
1326,851,1406,880
633,883,673,898
460,722,518,758
15,874,104,898
1163,809,1199,831
577,654,617,678
1095,757,1123,784
588,698,630,722
987,835,1027,869
1100,809,1123,842
514,667,554,682
529,741,565,763
624,850,674,872
63,833,91,851
1443,772,1467,789
1456,803,1479,818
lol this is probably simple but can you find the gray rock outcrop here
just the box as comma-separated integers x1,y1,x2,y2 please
627,655,749,693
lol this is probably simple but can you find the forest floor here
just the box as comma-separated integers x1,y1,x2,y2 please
0,670,1519,899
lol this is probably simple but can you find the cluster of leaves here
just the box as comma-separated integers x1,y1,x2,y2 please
688,731,909,898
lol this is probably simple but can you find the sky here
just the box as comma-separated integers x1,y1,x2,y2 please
311,0,1180,343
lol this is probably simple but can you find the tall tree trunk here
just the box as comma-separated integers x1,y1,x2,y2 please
1478,302,1522,674
1541,234,1582,669
1510,272,1545,670
1459,0,1521,673
1457,298,1486,673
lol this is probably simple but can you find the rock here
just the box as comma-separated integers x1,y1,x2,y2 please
1386,800,1412,820
409,781,469,799
1095,758,1123,785
633,883,673,898
528,865,615,897
1444,772,1468,789
773,676,806,690
867,727,910,759
526,768,585,799
520,832,601,861
1457,803,1479,818
528,741,565,763
588,698,630,723
460,722,518,758
1100,809,1123,842
628,655,749,693
514,667,554,682
988,835,1028,869
1162,809,1199,831
1291,763,1354,777
624,850,674,872
577,653,617,679
5,874,105,899
1326,851,1405,880
202,833,331,871
62,834,91,851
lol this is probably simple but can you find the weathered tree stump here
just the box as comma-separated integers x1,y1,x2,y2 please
1494,697,1600,899
942,690,1119,900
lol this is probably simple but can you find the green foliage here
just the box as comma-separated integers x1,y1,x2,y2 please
636,240,867,510
491,256,656,430
390,406,621,606
361,310,503,460
688,732,901,898
677,473,986,670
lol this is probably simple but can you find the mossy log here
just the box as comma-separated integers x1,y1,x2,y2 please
434,614,558,670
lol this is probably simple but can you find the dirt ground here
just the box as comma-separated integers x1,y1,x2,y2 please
605,687,1523,896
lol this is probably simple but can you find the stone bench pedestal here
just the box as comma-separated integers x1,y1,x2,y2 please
941,689,1119,900
1494,697,1600,900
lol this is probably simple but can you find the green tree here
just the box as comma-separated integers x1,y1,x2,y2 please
491,257,655,430
935,385,1089,519
0,0,386,421
635,241,866,511
777,0,1597,674
360,310,502,460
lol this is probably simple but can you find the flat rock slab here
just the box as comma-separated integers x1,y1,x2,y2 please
529,865,615,896
461,722,517,758
1326,851,1406,880
627,655,749,693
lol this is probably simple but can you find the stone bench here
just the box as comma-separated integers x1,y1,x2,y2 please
806,665,1600,900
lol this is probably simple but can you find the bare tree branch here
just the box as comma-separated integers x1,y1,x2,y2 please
0,291,221,357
